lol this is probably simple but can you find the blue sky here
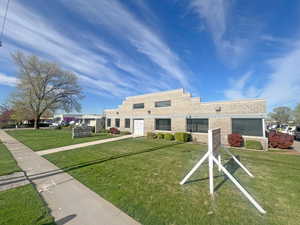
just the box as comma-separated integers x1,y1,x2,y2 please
0,0,300,113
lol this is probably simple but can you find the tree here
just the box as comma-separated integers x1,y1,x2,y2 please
0,104,14,128
294,103,300,124
269,106,292,124
10,52,83,129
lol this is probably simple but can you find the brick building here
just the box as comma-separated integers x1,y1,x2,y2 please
104,89,268,148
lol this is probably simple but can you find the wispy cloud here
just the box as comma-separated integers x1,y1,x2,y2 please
189,0,259,67
224,71,261,99
259,42,300,107
60,0,193,89
0,73,18,87
224,41,300,108
0,0,194,99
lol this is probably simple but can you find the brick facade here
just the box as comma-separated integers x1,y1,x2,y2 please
104,89,268,149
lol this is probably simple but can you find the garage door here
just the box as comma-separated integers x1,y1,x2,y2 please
134,119,144,136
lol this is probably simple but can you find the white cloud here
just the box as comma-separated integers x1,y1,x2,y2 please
0,73,18,87
224,42,300,108
189,0,257,67
0,0,194,99
224,71,261,99
259,42,300,107
60,0,192,89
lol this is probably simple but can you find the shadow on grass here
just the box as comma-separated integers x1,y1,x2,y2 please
184,155,241,193
0,142,183,187
42,214,76,225
214,156,240,192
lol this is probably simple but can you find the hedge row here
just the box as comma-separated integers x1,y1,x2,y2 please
147,132,191,142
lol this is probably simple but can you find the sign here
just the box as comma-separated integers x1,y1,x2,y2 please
209,128,221,156
180,128,266,214
72,126,92,139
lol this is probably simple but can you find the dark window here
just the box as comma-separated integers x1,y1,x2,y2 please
155,119,171,131
115,118,120,128
232,118,263,137
297,126,300,132
125,118,130,128
133,103,144,109
187,119,208,133
107,119,111,127
155,100,171,108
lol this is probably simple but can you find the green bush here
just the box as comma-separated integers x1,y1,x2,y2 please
245,140,263,150
121,131,131,135
157,133,165,139
164,133,174,141
147,132,157,139
174,132,191,142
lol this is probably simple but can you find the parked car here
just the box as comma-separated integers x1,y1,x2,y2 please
295,126,300,140
281,126,296,136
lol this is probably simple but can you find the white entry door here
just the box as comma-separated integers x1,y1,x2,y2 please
134,119,144,136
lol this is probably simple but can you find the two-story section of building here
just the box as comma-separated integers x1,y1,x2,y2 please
104,89,268,148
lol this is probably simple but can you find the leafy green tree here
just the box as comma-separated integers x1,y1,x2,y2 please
10,52,83,129
294,103,300,124
269,106,292,124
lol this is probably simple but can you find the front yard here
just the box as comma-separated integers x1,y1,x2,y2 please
44,138,300,225
7,129,116,151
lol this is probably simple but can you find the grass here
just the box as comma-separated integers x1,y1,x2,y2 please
0,184,55,225
0,142,20,176
44,138,300,225
7,129,117,151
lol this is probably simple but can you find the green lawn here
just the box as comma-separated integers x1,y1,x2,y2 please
0,142,20,176
7,129,117,151
44,138,300,225
0,184,55,225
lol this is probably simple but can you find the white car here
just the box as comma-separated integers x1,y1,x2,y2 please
288,126,296,136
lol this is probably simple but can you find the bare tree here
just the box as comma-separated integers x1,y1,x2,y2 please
10,52,83,129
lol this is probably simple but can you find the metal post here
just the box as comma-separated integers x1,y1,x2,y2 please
180,152,209,185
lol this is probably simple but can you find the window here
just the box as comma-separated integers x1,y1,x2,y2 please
133,103,144,109
155,119,171,131
115,118,120,128
125,118,130,128
155,100,171,108
187,119,208,133
107,118,111,127
232,118,263,137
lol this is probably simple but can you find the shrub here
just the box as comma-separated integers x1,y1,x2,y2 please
174,132,191,142
245,140,263,150
164,133,174,141
147,132,157,139
121,131,131,135
157,133,165,139
228,133,244,147
268,131,294,149
109,127,120,135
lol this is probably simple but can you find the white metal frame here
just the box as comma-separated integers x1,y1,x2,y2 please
180,128,266,214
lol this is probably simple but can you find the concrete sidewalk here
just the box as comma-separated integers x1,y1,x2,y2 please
0,130,141,225
37,134,133,156
0,172,30,191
